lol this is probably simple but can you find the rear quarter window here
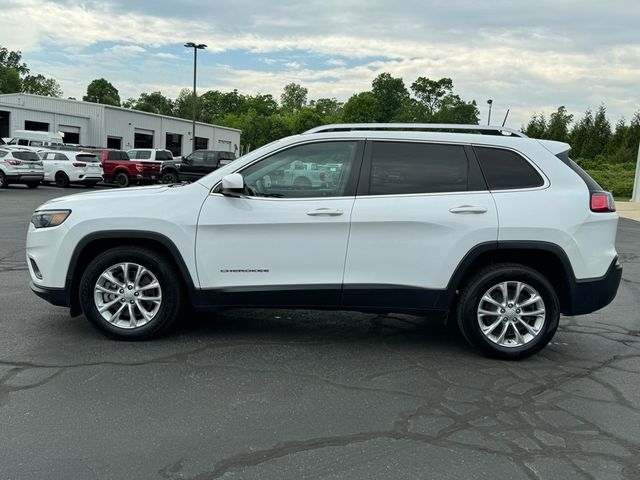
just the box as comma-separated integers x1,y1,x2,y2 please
474,147,544,190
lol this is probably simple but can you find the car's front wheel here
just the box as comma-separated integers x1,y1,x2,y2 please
161,171,178,184
79,246,182,339
456,263,560,360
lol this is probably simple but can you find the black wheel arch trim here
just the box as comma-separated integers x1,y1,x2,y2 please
440,240,577,308
65,230,197,316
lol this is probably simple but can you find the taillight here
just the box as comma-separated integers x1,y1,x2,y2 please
319,171,326,181
72,162,86,167
5,159,19,165
135,163,144,172
590,191,616,212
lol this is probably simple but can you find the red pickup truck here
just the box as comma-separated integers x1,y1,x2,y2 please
88,149,160,187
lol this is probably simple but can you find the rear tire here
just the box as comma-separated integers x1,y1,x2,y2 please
456,263,560,360
26,182,40,189
115,172,130,188
0,171,8,188
79,246,183,340
55,171,70,188
85,182,97,188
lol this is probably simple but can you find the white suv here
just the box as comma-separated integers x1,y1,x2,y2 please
39,150,103,187
26,124,622,359
0,147,44,188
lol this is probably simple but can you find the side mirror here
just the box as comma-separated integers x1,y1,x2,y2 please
221,173,245,197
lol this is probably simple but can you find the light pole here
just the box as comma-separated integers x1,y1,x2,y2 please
487,99,493,125
184,42,207,153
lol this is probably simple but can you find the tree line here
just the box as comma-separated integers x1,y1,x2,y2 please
83,73,480,153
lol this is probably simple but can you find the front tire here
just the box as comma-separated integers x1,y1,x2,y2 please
79,246,183,340
456,263,560,360
161,171,178,184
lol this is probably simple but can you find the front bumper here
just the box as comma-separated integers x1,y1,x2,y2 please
30,282,70,307
566,258,623,315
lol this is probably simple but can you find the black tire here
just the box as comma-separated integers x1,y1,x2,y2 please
293,176,311,187
79,246,183,340
26,182,40,189
456,263,560,360
115,172,130,188
161,171,178,184
0,171,9,188
55,171,70,188
85,182,97,188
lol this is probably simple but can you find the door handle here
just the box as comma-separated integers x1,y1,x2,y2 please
449,205,488,214
306,208,344,216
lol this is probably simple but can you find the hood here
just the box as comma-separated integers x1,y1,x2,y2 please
35,183,204,211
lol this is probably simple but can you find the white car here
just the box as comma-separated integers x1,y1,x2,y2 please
40,150,103,187
0,146,44,188
26,124,622,359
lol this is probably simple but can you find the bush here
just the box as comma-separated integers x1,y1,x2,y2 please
581,161,636,198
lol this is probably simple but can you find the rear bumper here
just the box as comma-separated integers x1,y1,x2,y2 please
7,173,44,182
30,282,70,307
566,258,623,315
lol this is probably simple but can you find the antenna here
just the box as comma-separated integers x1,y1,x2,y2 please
502,109,510,127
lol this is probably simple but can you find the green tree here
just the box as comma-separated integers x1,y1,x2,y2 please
546,106,573,142
341,92,381,123
309,97,342,122
130,91,174,115
371,73,409,122
0,46,28,75
292,107,323,133
410,77,454,118
433,95,479,124
524,113,548,138
280,83,308,114
0,67,21,94
83,78,120,106
174,88,205,121
21,74,62,97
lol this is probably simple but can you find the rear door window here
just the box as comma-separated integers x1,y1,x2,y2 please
474,147,544,190
368,141,469,195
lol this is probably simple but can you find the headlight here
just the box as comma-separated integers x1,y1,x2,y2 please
31,210,71,228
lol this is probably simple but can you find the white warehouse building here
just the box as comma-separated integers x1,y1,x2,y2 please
0,93,241,157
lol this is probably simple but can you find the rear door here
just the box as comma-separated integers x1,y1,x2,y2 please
342,140,498,310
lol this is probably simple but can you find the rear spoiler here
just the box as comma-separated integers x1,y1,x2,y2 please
537,139,571,158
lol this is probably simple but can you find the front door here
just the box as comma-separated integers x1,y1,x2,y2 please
195,140,364,306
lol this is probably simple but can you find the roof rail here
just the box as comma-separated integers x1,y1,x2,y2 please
303,123,527,138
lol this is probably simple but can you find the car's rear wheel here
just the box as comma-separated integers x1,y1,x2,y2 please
55,171,70,188
85,182,98,188
0,171,9,188
79,246,182,339
456,263,559,360
26,182,40,189
115,172,130,188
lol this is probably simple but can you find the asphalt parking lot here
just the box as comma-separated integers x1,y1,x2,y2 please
1,184,639,479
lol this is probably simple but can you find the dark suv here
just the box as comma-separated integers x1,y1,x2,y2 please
160,150,235,183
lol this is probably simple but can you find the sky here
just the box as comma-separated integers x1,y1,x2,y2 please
1,0,638,128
